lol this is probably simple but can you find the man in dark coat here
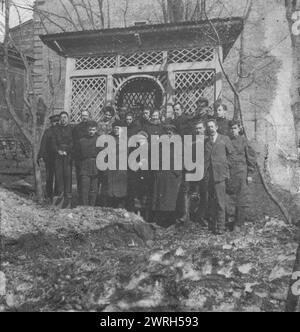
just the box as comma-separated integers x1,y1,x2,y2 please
38,114,60,200
215,103,231,137
126,112,142,138
228,121,256,232
51,112,74,208
193,97,212,123
143,110,164,136
117,106,128,124
78,121,100,206
98,106,116,135
190,120,208,225
171,103,193,137
152,124,182,228
72,109,90,201
127,131,151,220
205,119,235,235
171,103,193,224
138,107,152,130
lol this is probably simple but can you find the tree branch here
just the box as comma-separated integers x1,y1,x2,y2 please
97,0,105,28
68,0,85,30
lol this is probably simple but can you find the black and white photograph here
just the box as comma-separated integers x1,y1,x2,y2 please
0,0,300,314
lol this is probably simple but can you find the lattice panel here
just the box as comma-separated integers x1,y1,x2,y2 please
119,51,164,67
121,92,157,110
70,77,107,123
168,47,214,64
113,75,127,94
175,70,215,115
75,56,116,70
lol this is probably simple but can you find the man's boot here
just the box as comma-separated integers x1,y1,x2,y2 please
63,194,72,209
53,193,64,207
234,207,246,234
180,193,190,225
89,193,98,207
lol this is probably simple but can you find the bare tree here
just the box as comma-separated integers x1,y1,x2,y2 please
97,0,105,28
106,0,111,28
1,0,62,201
120,0,130,27
285,0,300,143
167,0,184,22
233,0,253,119
157,0,185,22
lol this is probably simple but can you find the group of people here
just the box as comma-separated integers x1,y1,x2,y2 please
38,97,256,235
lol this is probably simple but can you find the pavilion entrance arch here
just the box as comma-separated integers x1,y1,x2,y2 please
114,74,167,117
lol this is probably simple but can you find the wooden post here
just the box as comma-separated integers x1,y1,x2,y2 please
106,74,114,105
64,57,76,115
166,70,175,118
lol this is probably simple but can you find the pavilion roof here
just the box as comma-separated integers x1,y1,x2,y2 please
40,17,243,60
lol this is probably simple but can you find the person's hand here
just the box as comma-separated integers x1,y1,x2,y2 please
247,176,253,185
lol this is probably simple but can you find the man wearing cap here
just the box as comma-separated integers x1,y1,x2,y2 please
72,109,90,202
38,114,60,200
51,111,74,208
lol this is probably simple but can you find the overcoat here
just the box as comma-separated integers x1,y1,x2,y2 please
204,134,235,183
78,135,100,177
102,136,128,198
216,118,231,137
38,127,56,162
228,135,256,207
152,144,182,212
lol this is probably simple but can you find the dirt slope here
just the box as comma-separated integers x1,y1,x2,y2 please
0,187,298,312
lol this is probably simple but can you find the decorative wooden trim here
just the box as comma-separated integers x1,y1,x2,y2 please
69,60,216,78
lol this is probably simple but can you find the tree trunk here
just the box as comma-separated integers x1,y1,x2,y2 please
200,0,206,20
167,0,184,22
32,147,44,203
160,0,168,23
286,0,300,145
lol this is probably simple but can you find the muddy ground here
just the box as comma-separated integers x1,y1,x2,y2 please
0,162,299,312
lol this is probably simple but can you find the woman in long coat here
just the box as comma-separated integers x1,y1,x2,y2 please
101,121,128,208
152,124,182,228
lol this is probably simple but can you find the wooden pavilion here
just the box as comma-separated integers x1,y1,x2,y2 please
40,17,243,122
